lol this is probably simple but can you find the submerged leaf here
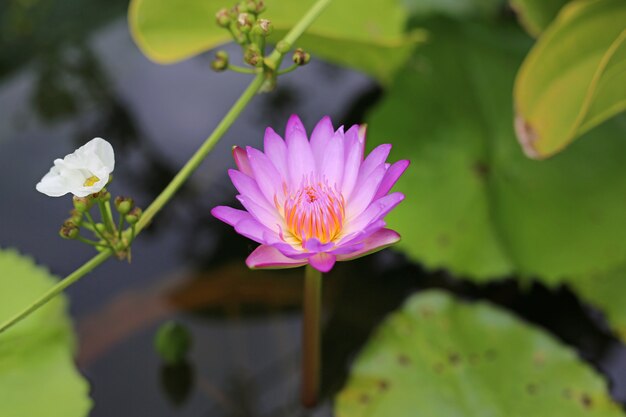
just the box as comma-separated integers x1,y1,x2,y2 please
0,248,91,417
336,290,624,417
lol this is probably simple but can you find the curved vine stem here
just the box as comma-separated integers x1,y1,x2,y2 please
0,0,333,335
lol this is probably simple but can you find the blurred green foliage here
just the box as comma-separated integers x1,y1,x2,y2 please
509,0,571,36
0,249,91,417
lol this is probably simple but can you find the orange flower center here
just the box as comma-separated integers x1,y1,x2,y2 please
281,177,345,245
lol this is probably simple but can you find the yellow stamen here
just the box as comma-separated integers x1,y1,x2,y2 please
283,178,345,246
83,175,100,187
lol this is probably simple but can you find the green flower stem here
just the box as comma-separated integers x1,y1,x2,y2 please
98,200,116,233
277,63,299,76
302,265,322,408
84,212,116,253
117,216,124,241
0,0,333,336
76,236,107,248
228,65,260,74
265,0,331,70
228,25,244,45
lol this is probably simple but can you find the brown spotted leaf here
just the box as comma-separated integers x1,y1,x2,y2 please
336,290,624,417
368,18,626,282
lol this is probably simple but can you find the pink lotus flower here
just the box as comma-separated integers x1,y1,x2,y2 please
211,115,409,273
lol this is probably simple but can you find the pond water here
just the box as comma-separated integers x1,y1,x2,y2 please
1,8,625,417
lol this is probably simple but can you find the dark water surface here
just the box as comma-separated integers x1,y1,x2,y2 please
1,11,626,417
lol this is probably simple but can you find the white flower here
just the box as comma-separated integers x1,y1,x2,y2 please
36,137,115,197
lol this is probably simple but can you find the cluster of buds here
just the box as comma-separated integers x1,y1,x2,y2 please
60,189,142,261
213,0,273,70
211,0,309,86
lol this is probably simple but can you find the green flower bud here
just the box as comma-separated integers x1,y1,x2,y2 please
236,1,248,13
245,0,255,11
252,18,272,37
114,196,134,215
154,321,192,365
244,44,263,67
292,48,311,66
59,224,79,240
215,8,231,27
68,210,84,226
237,13,254,33
276,40,291,54
125,207,142,225
254,0,265,14
73,196,91,212
211,58,228,72
216,50,229,61
95,223,107,234
94,190,111,201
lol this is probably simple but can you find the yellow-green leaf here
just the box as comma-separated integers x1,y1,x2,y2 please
0,248,91,417
336,290,624,417
129,0,425,83
514,0,626,159
509,0,571,36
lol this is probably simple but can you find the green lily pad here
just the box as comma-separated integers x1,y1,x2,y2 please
128,0,425,84
509,0,571,36
335,290,624,417
566,266,626,343
367,18,626,282
0,248,91,417
514,0,626,158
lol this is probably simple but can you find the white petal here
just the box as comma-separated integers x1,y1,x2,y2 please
36,137,115,197
35,166,69,197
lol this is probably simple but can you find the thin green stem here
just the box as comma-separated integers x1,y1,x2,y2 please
228,25,244,45
302,265,322,408
277,64,299,76
117,216,124,241
265,0,331,69
77,236,107,248
228,65,260,74
0,251,112,333
98,200,116,233
82,222,95,232
85,212,116,252
0,0,333,336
